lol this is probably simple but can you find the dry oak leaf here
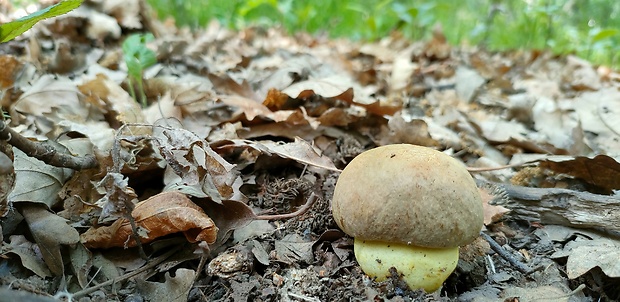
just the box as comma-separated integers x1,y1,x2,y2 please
81,192,217,249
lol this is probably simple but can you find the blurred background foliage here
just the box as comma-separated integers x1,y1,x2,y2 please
146,0,620,68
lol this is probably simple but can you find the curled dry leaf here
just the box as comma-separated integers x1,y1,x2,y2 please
215,138,339,172
540,155,620,194
81,191,218,249
154,118,241,202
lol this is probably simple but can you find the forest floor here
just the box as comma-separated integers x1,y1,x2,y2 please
0,1,619,301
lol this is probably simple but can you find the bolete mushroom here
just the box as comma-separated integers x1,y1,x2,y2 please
331,144,483,292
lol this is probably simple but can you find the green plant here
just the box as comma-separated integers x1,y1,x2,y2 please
0,0,82,43
122,33,157,108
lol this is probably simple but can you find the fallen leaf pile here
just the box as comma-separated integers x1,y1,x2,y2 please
1,0,620,300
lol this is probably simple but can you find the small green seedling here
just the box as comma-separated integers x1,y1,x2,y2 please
122,33,157,107
0,0,83,43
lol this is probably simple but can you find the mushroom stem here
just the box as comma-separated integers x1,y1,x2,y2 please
354,239,459,292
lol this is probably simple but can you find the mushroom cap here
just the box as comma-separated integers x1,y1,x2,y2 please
331,144,483,248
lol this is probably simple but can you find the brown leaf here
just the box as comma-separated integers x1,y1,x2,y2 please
207,73,261,101
263,88,292,111
424,25,451,60
204,199,258,247
78,73,145,126
479,187,510,225
81,192,218,249
540,155,620,194
218,95,291,122
0,55,24,106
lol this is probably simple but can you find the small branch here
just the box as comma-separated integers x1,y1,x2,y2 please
255,193,318,220
0,120,98,170
72,246,180,299
480,231,532,274
483,181,620,234
466,160,538,172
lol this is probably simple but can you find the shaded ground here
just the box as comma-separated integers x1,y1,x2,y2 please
0,1,620,301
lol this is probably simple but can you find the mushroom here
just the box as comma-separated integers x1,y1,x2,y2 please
331,144,483,292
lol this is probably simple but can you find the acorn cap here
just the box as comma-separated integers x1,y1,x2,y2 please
331,144,483,248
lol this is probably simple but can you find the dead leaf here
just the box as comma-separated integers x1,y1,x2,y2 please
69,243,92,288
136,268,195,302
540,155,620,193
143,91,183,124
573,87,620,152
67,6,122,40
20,203,80,276
563,56,601,91
455,66,485,103
0,55,24,106
204,199,258,247
102,0,142,29
81,191,218,249
218,138,339,172
12,75,94,124
501,285,579,302
9,148,73,209
78,73,146,127
6,235,52,278
273,233,314,264
154,118,241,202
424,26,451,60
479,187,510,225
260,138,339,171
218,94,291,122
207,73,261,101
552,238,620,279
378,113,440,147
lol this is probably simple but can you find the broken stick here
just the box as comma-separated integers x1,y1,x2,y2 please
483,181,620,234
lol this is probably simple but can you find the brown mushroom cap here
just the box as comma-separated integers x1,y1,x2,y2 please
332,144,483,248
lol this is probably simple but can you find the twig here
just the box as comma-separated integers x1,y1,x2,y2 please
482,181,620,235
0,119,98,170
466,160,538,172
72,246,180,299
480,231,531,274
287,292,321,302
255,193,318,220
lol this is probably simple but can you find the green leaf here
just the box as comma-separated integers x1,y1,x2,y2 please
0,0,83,43
122,33,157,77
591,28,620,43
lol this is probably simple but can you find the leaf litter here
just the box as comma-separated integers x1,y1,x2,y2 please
1,0,620,301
